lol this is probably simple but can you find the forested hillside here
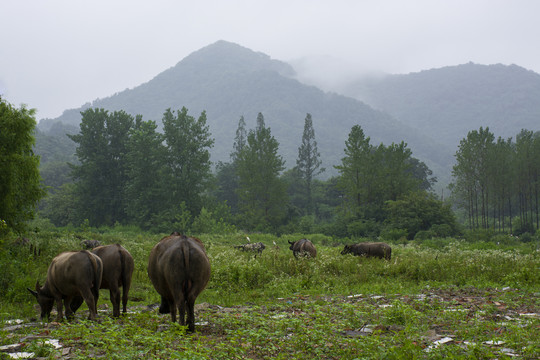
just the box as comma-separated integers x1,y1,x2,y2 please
36,41,449,182
338,63,540,150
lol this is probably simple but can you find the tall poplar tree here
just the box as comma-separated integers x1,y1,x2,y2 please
296,113,324,215
335,125,374,217
236,113,287,230
451,127,495,229
0,98,45,233
232,115,247,162
124,117,167,227
162,107,214,218
69,108,134,226
215,116,248,213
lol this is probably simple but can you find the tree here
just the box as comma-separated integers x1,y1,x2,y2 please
385,191,459,239
377,141,421,202
124,117,167,228
162,107,214,218
214,116,248,214
451,127,495,229
68,108,134,226
236,113,287,230
296,113,324,215
231,115,247,162
0,97,46,232
334,125,374,218
515,130,539,232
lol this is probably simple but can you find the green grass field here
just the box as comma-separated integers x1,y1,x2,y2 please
1,230,539,359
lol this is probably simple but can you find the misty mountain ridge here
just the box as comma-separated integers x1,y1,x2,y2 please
39,41,447,180
327,62,540,149
37,41,540,189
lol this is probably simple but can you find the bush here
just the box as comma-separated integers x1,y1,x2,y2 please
346,219,380,238
380,228,408,242
414,230,436,241
519,232,533,243
463,229,495,242
513,220,535,236
430,223,454,237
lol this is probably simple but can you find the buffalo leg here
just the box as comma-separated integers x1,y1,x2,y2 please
178,299,186,327
186,296,196,332
158,296,170,314
70,296,84,314
80,288,97,320
170,300,177,323
64,296,75,319
55,297,64,322
109,286,120,317
122,283,130,314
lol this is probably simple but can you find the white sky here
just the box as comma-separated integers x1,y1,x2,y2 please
1,0,539,120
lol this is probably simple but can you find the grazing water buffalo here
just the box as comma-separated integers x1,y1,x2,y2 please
28,251,103,321
288,239,317,258
341,242,392,260
71,244,134,317
234,242,266,257
148,233,211,332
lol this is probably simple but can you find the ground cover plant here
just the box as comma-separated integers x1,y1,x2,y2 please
1,230,539,359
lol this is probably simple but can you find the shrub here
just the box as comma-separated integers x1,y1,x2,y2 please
414,230,435,241
430,223,454,237
380,228,408,242
346,219,380,238
463,228,495,242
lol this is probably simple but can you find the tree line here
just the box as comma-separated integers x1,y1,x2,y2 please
451,126,540,235
1,97,457,239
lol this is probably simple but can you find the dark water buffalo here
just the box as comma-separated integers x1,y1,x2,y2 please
341,242,392,260
148,233,211,332
288,239,317,258
234,242,266,257
71,244,134,317
28,250,103,321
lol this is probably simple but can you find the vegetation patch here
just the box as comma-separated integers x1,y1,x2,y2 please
1,231,539,359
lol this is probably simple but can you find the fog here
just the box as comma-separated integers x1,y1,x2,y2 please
1,0,539,120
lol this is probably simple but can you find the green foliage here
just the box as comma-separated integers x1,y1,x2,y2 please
384,191,459,239
1,229,539,359
295,113,324,215
335,125,432,228
39,183,79,226
452,127,540,234
191,207,236,234
162,107,215,217
68,108,134,226
124,117,167,228
0,97,46,233
236,113,287,230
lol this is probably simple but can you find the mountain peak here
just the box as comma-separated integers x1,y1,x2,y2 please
176,40,295,77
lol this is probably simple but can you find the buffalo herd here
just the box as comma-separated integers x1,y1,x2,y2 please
30,234,391,332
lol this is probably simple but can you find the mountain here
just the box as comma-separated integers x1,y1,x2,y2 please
38,40,449,183
337,62,540,150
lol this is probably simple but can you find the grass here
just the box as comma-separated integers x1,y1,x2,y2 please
1,230,539,358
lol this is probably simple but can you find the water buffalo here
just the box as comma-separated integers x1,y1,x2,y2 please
234,242,266,257
71,244,134,317
288,239,317,258
341,242,392,260
147,233,211,332
28,250,103,321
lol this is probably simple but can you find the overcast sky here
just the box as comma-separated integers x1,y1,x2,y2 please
1,0,539,120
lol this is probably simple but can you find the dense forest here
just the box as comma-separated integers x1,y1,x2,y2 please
3,92,540,242
452,127,540,236
34,105,453,239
